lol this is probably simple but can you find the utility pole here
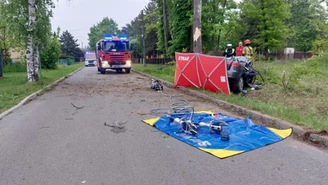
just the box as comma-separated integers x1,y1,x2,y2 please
141,10,146,66
162,0,169,57
193,0,202,53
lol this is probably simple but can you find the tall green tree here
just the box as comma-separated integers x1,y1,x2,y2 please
59,30,83,60
88,17,120,48
123,12,144,57
144,0,159,57
220,9,243,50
3,0,54,82
239,0,290,54
202,0,237,54
168,0,193,56
286,0,327,52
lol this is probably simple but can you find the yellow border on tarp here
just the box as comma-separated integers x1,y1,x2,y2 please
268,127,293,139
199,148,244,159
143,117,160,126
194,110,214,114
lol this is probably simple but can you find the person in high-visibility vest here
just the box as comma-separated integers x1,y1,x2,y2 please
242,39,254,61
223,44,236,57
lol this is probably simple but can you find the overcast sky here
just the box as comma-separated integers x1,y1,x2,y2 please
51,0,150,48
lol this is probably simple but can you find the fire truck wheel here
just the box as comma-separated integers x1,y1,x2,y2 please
125,69,131,73
100,69,106,74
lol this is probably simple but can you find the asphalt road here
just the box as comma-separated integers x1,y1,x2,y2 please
1,67,328,185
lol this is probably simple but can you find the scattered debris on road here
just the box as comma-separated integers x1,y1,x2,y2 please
104,120,128,133
71,103,84,116
71,103,84,110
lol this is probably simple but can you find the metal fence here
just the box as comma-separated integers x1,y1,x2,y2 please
133,58,173,64
267,52,313,60
57,58,76,65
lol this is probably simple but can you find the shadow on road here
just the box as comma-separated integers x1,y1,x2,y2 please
98,70,130,75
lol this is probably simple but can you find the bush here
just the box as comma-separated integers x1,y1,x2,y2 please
40,36,62,69
167,61,175,66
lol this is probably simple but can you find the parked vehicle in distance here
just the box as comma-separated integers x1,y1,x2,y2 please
84,51,97,67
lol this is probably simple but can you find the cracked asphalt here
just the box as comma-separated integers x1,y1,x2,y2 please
0,67,327,185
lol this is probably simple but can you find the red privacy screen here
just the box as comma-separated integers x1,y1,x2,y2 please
174,52,230,95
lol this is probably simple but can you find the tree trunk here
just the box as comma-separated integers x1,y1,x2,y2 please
27,0,38,82
193,0,202,53
162,0,169,57
141,10,146,66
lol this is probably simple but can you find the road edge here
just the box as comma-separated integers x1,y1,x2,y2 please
0,66,84,120
132,69,328,147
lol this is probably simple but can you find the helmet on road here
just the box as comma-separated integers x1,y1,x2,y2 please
244,39,251,45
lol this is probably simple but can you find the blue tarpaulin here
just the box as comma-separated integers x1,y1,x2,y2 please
143,111,292,159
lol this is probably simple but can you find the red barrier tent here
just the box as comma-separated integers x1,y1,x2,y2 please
174,52,230,95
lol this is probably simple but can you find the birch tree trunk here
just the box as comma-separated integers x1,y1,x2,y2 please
27,0,38,82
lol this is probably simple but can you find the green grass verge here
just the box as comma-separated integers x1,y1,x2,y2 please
0,63,84,114
132,60,328,131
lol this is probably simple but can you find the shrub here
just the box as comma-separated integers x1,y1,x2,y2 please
40,35,62,69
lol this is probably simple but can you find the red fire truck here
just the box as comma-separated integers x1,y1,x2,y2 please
96,36,132,74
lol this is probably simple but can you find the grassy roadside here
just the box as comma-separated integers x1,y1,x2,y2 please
0,63,84,114
132,58,328,131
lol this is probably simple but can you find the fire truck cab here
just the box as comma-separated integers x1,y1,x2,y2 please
96,36,132,74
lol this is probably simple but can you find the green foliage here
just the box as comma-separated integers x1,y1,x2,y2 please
286,0,327,52
88,17,120,48
3,0,54,48
168,0,192,56
167,61,175,66
59,30,83,60
156,0,166,54
202,0,238,53
239,0,290,53
40,34,61,69
144,1,159,57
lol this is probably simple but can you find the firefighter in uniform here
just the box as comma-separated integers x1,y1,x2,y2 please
223,44,236,57
242,39,254,61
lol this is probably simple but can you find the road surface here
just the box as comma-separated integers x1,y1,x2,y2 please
0,67,327,185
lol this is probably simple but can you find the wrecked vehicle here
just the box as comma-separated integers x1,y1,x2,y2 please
226,56,263,93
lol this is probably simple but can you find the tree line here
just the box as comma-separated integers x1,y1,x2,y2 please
87,0,328,59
